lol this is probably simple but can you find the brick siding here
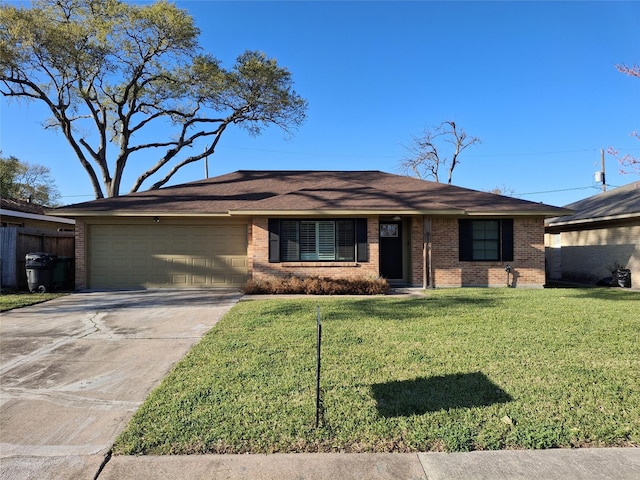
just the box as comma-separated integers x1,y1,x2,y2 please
251,216,381,281
430,217,545,287
74,218,87,290
251,215,547,288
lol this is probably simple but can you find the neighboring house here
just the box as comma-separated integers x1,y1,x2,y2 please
51,170,571,291
1,198,75,289
545,181,640,287
1,198,75,231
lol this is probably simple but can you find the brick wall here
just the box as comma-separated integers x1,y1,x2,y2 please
74,219,86,290
410,216,425,287
251,215,547,287
430,217,546,287
251,216,381,281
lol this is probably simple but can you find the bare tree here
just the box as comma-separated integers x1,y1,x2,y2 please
399,121,481,184
487,185,516,197
607,64,640,175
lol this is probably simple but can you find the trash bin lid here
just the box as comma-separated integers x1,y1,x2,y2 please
26,252,57,258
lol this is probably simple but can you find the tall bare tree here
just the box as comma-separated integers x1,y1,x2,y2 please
399,121,481,184
0,0,307,198
607,64,640,175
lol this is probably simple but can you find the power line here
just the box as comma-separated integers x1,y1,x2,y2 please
59,194,95,199
218,144,396,159
515,185,612,196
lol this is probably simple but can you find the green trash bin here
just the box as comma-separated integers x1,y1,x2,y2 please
53,256,74,291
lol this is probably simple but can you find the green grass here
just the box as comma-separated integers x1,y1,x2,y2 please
0,292,66,311
113,288,640,454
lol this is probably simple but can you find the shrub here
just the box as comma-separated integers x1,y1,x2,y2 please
244,275,389,295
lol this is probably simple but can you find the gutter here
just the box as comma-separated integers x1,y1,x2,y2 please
545,211,640,228
2,208,76,225
228,209,465,216
465,209,575,218
46,210,232,218
47,208,572,218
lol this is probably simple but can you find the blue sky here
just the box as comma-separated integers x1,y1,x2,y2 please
1,0,639,207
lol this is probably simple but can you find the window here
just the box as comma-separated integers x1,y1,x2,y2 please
459,219,514,262
269,219,368,262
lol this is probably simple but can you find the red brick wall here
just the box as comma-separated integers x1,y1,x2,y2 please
251,216,381,281
410,216,425,287
430,217,545,287
74,219,86,290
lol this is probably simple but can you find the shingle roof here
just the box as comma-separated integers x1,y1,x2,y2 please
1,197,46,215
51,170,571,217
546,181,640,226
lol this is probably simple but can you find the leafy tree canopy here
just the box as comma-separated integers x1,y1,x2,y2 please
0,153,61,206
0,0,308,198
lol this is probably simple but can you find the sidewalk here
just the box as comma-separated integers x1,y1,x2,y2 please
98,448,640,480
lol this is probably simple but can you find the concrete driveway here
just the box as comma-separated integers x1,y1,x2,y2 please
0,289,242,480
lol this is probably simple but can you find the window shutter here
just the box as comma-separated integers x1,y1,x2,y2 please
336,220,355,261
355,218,368,262
280,220,299,261
459,219,473,261
501,219,514,261
268,219,280,263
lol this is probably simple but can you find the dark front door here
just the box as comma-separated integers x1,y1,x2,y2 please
379,221,403,279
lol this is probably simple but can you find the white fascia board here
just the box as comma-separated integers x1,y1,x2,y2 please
229,209,465,216
465,210,573,217
546,211,640,227
48,210,232,217
1,208,76,225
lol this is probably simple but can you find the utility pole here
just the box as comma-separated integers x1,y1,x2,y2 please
601,149,606,192
204,146,209,179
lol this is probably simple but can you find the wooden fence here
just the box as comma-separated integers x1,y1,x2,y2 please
1,227,75,290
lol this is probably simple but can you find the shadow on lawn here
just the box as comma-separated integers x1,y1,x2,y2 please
372,371,512,417
568,288,640,302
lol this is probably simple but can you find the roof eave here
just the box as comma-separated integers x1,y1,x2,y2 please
465,209,574,217
229,209,465,216
3,208,76,224
546,211,640,227
47,210,232,218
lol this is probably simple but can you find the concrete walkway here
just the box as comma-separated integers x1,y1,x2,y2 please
2,290,639,479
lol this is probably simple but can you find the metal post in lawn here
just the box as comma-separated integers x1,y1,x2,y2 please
315,306,322,428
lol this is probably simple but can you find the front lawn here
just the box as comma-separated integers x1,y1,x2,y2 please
0,292,66,312
114,288,640,454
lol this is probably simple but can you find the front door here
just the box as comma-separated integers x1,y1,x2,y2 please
379,221,403,279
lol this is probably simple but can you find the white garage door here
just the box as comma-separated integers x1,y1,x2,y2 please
88,223,248,288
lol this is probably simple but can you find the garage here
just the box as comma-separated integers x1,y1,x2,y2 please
88,222,248,289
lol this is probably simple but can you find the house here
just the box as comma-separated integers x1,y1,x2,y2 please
1,198,75,290
51,170,571,291
1,197,75,231
545,181,640,287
